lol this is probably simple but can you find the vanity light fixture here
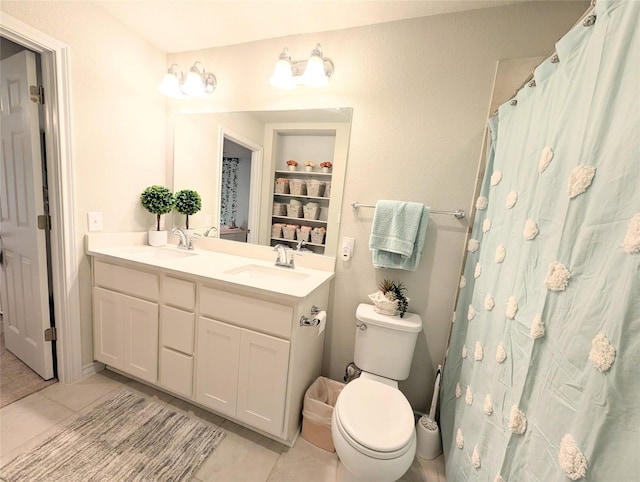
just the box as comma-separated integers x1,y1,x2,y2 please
158,61,217,98
269,43,334,90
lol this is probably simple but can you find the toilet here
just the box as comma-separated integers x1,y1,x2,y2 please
332,303,422,482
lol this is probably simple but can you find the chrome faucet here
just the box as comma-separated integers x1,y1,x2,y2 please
296,240,307,251
171,228,196,250
203,226,218,237
274,244,294,268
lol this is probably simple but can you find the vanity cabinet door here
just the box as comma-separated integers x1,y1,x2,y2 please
236,330,290,436
124,294,159,383
195,316,290,436
195,317,240,418
93,287,124,370
93,286,158,384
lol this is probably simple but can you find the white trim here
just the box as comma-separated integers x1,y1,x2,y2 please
83,361,105,378
217,127,263,244
247,150,264,244
1,14,82,383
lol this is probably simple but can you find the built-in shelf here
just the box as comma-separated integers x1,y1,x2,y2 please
274,193,329,202
271,215,327,226
271,134,336,255
275,170,332,178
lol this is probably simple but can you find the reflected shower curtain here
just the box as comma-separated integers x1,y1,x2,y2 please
440,1,639,480
220,157,239,226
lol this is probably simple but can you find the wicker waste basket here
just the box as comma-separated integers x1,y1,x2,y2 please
301,377,345,452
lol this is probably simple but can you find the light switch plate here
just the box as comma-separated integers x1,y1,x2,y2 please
87,211,103,232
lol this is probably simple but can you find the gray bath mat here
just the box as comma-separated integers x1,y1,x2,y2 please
0,391,225,481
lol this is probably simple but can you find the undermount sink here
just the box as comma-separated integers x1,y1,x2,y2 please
224,264,309,283
123,247,199,260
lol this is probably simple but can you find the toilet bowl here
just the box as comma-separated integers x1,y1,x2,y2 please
331,304,422,482
331,373,416,481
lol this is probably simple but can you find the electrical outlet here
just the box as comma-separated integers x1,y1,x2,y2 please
87,211,103,232
342,237,355,261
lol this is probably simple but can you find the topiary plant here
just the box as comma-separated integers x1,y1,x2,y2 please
140,185,175,231
174,189,202,230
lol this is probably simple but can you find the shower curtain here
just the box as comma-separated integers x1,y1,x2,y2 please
220,157,239,226
440,1,639,481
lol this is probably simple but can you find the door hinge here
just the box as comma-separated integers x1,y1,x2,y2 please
44,327,57,342
30,85,44,105
37,214,51,230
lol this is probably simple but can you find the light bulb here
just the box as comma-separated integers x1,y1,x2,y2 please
270,49,295,90
302,45,328,87
182,68,203,96
158,71,183,98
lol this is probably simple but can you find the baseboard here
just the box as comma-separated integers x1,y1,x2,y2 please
82,361,105,378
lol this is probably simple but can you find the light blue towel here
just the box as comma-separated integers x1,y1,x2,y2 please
369,201,430,271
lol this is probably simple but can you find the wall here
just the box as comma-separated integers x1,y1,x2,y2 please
0,1,167,368
167,1,587,411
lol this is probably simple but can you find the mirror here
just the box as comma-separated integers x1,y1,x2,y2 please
173,108,353,257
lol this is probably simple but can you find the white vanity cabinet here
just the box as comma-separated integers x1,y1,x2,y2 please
89,250,332,446
92,261,159,384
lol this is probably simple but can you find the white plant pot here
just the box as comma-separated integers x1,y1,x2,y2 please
305,166,313,172
368,291,410,316
288,165,297,171
148,230,168,247
368,291,399,316
322,167,330,173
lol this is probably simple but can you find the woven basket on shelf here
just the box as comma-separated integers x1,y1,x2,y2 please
303,205,320,220
271,223,284,238
283,225,298,240
290,179,307,196
274,178,290,194
306,180,325,197
296,228,311,242
273,203,287,216
324,182,331,198
311,228,325,245
287,205,303,218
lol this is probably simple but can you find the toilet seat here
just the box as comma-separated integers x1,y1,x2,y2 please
334,377,414,460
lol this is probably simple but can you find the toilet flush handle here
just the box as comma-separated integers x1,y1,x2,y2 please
356,321,367,331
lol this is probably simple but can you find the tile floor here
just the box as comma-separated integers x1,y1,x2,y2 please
0,370,446,481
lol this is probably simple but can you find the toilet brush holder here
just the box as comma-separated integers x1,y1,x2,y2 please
415,416,442,460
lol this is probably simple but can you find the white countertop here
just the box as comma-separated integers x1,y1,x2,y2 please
86,233,335,299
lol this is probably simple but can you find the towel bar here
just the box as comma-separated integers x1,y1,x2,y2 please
351,201,465,219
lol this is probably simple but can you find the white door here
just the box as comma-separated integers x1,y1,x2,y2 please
0,50,54,380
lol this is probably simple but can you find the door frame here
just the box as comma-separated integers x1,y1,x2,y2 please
216,127,263,244
1,13,82,383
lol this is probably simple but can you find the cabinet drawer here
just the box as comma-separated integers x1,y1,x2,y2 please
94,260,158,300
162,276,195,310
161,305,195,355
200,287,293,339
159,347,193,398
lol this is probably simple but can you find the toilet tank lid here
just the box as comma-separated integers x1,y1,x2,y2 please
356,303,422,332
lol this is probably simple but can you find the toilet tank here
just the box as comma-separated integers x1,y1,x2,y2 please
354,303,422,381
